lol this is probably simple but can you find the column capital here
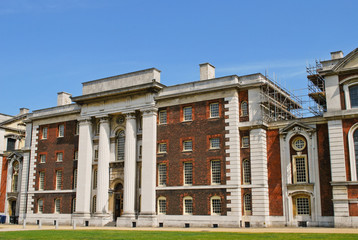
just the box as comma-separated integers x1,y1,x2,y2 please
123,112,136,120
77,117,92,125
141,108,158,116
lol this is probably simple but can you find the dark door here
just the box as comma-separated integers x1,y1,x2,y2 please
113,183,123,221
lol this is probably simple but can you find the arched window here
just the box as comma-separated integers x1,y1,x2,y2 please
72,198,76,213
157,196,166,215
348,127,358,181
183,196,193,215
241,101,248,116
93,169,98,189
54,198,60,214
38,199,44,213
211,196,221,215
12,161,19,192
243,194,252,215
242,159,251,184
116,130,125,161
349,85,358,108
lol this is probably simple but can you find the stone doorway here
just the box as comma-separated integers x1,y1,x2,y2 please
113,183,123,221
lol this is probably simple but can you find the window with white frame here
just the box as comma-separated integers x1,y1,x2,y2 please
93,169,98,189
296,197,310,215
72,198,76,213
354,129,358,180
210,138,220,149
211,160,221,185
56,170,62,190
54,198,60,213
292,136,306,151
183,140,193,151
42,127,48,139
58,124,64,137
158,164,167,186
183,196,193,215
242,159,251,184
39,171,45,190
157,197,166,214
241,101,248,116
74,151,78,161
73,169,77,189
40,154,46,163
56,152,63,162
210,103,219,118
184,162,193,185
242,136,249,148
92,196,97,213
244,193,252,215
75,122,79,135
211,196,221,215
38,199,43,213
183,106,192,121
116,130,125,161
159,110,167,124
94,149,99,160
293,155,308,183
350,85,358,108
158,143,167,153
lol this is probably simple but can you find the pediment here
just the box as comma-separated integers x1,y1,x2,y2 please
333,48,358,72
7,152,23,162
279,121,315,136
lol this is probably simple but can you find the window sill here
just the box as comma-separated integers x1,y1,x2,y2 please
182,150,193,153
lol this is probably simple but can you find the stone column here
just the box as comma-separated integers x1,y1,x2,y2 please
122,112,137,217
140,109,157,217
75,118,93,217
96,116,110,215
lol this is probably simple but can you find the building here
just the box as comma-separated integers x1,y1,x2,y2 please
1,48,358,228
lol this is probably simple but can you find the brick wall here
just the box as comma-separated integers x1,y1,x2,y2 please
33,120,78,214
157,99,227,215
316,123,333,216
156,189,227,215
239,90,249,122
267,129,283,216
342,118,358,181
0,156,7,212
33,193,76,214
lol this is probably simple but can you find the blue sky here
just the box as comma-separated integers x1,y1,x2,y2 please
1,0,357,115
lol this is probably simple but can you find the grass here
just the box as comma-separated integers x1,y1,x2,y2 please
0,230,358,240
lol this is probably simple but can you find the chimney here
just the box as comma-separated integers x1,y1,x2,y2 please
331,51,344,60
199,63,215,80
57,92,72,106
19,108,29,115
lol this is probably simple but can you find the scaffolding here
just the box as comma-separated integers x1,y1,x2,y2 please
306,60,326,116
260,74,303,122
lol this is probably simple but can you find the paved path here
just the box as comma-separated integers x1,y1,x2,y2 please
1,224,358,234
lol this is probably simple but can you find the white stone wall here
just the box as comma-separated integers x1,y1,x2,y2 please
250,128,269,226
26,125,39,214
224,95,241,219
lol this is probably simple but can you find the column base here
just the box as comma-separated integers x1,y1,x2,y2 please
72,212,91,226
116,214,137,227
137,214,158,227
90,213,112,226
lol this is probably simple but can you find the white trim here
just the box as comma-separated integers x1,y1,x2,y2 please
348,122,358,181
292,154,308,184
210,196,221,216
157,196,166,215
183,196,193,215
343,78,358,109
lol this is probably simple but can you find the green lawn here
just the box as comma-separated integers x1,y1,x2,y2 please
0,230,357,240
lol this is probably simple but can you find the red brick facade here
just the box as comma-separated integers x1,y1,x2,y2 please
33,120,78,214
0,156,7,212
316,124,333,216
239,90,249,122
157,99,227,215
267,129,283,216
